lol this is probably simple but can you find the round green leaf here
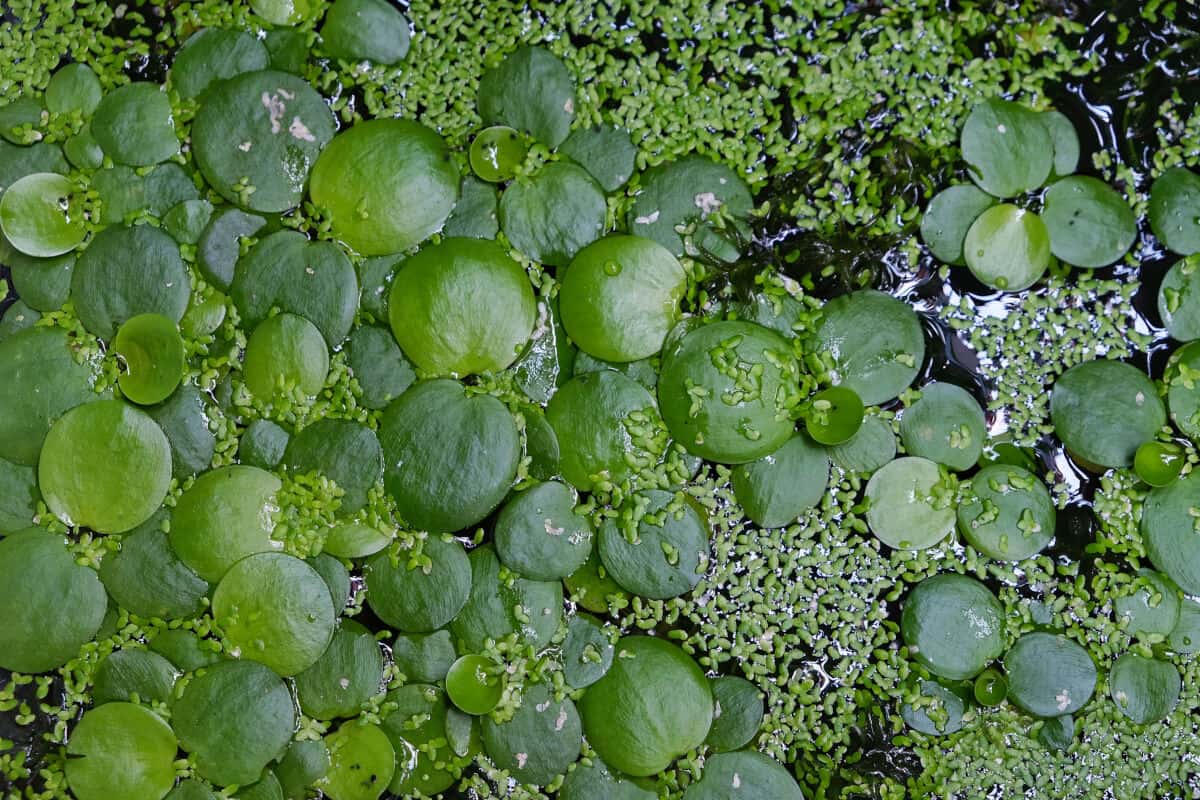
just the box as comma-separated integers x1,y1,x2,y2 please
92,648,178,707
197,207,267,291
7,249,75,312
391,629,456,685
1109,653,1180,725
1004,632,1096,717
1114,568,1181,640
1050,359,1165,469
170,28,271,100
559,234,686,363
45,63,103,115
500,162,607,266
172,659,296,786
469,125,527,183
547,369,664,492
379,379,520,533
658,320,799,464
828,415,897,474
99,515,209,620
865,457,955,550
960,98,1052,198
578,635,712,777
39,400,172,533
295,623,385,719
1142,471,1200,594
920,183,996,265
957,464,1055,561
478,45,575,148
562,613,614,690
900,679,967,736
901,573,1005,680
1169,596,1200,655
0,172,86,257
0,455,39,534
449,544,562,652
169,465,282,582
731,433,829,528
705,676,764,753
1149,167,1200,256
114,313,184,405
318,722,396,800
283,418,382,514
482,683,581,786
0,326,98,465
446,653,504,715
320,0,410,64
379,685,458,796
346,325,416,410
443,175,500,239
559,123,637,192
238,419,290,471
599,489,708,600
232,230,358,347
803,385,865,446
243,313,331,399
365,536,471,632
71,224,190,339
627,155,753,261
193,70,336,212
1168,341,1200,441
276,739,330,800
387,238,535,377
91,83,179,166
963,203,1051,291
900,382,986,471
212,552,337,676
683,751,805,800
1040,110,1080,177
65,702,177,800
495,480,594,581
1042,176,1135,268
310,119,457,255
0,529,106,672
560,756,656,800
1157,256,1200,342
814,289,924,405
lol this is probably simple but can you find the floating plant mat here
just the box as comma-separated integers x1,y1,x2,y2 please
1,2,1200,800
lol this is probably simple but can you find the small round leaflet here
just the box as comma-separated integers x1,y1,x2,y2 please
900,382,986,471
114,313,184,405
901,679,967,736
212,552,337,676
91,82,179,166
294,623,386,720
0,172,86,257
0,529,107,673
446,654,504,715
320,0,411,65
804,385,864,446
65,702,178,800
901,573,1005,680
242,313,330,398
500,161,606,266
193,70,336,212
469,125,527,183
1157,257,1200,342
963,204,1050,291
974,668,1008,707
1134,441,1185,487
1109,653,1180,725
1142,471,1200,595
311,119,457,255
1004,632,1097,718
1114,569,1181,640
865,457,955,550
1041,175,1136,268
578,635,712,777
478,45,575,149
38,400,172,533
1051,359,1165,469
